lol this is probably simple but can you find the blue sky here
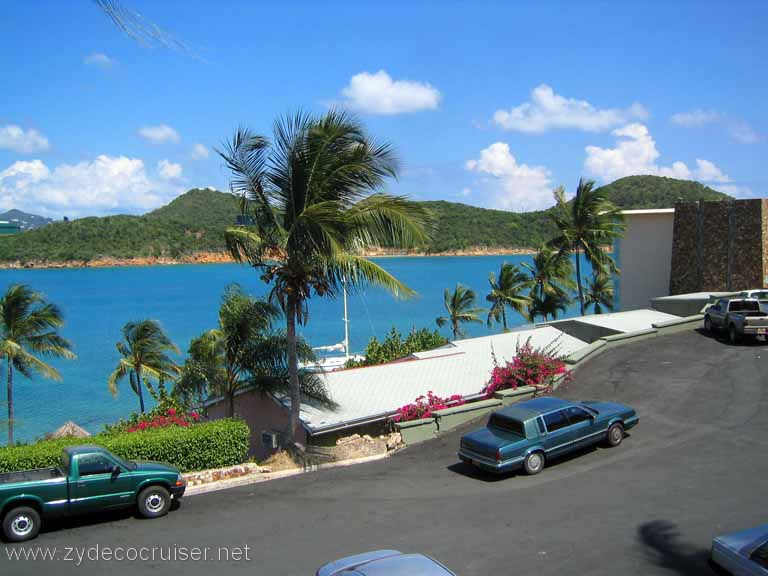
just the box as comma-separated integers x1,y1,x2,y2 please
0,0,765,218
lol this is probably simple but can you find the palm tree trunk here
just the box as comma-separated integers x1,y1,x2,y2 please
226,392,235,418
502,307,508,331
452,319,459,341
135,366,146,414
6,357,13,446
575,246,585,316
286,293,300,445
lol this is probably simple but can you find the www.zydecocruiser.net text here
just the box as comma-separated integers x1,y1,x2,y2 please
5,544,252,565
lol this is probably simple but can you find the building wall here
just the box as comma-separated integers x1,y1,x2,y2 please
615,211,675,311
670,199,767,294
207,392,307,461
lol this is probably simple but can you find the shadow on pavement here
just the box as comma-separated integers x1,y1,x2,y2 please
694,328,767,347
636,520,719,575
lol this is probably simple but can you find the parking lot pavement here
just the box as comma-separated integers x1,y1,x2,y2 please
2,329,766,575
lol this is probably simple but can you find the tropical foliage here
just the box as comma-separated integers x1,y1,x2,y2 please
484,337,571,397
175,284,330,417
0,284,75,445
583,272,615,314
344,326,448,368
436,284,485,340
548,179,625,315
107,319,180,414
485,262,531,330
218,110,433,442
521,245,574,322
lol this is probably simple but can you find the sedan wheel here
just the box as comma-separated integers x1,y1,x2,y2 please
607,423,624,447
704,317,713,333
523,451,544,475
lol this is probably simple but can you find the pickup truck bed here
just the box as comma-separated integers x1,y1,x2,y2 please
0,468,63,485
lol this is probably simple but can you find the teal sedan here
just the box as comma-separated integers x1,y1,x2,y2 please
458,396,639,475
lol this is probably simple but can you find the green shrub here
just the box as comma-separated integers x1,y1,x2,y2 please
0,419,250,474
346,326,449,367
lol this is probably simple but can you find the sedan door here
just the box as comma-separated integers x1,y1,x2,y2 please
541,409,574,457
563,406,603,449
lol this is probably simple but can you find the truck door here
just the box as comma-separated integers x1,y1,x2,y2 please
70,453,134,513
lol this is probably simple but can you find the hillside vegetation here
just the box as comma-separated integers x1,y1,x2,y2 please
0,176,731,264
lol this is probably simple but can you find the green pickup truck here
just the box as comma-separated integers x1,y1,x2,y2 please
0,445,186,542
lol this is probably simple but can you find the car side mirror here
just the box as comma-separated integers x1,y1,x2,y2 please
111,465,121,476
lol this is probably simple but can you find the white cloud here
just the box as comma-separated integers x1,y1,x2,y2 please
670,109,760,144
138,124,180,144
584,123,735,187
728,120,760,144
84,52,115,68
459,187,471,197
492,84,648,134
670,109,720,127
0,155,183,217
0,125,50,154
157,159,183,180
190,143,209,159
338,70,441,115
465,142,553,211
713,183,753,198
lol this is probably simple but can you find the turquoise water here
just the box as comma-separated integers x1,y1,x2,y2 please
0,255,594,443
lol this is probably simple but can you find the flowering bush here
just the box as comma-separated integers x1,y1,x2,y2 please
125,407,201,433
393,391,465,422
484,337,571,397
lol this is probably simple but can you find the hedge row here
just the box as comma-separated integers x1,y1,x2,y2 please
0,418,250,474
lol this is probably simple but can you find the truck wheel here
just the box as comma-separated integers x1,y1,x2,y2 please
2,506,41,542
606,423,624,447
704,316,713,333
523,451,544,475
728,325,740,345
137,486,171,519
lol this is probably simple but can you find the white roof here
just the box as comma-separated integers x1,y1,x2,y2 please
565,309,679,332
292,325,587,433
619,208,675,215
652,292,736,301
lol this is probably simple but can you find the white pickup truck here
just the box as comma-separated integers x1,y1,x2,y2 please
704,298,768,344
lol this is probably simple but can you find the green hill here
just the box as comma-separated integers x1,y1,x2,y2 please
0,176,731,265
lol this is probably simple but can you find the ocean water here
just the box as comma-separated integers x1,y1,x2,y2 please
0,255,595,443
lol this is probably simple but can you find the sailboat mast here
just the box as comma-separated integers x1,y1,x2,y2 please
343,278,350,359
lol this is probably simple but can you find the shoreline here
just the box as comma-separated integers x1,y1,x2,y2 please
0,247,539,270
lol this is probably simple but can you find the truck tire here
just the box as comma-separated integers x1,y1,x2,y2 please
2,506,41,542
137,486,171,519
728,324,740,345
606,423,624,447
523,451,545,475
704,316,714,333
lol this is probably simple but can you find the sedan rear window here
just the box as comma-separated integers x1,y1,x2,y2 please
488,414,525,437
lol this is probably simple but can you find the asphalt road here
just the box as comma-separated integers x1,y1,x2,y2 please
2,329,767,575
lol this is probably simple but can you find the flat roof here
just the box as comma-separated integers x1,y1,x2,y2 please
619,208,675,215
561,309,679,332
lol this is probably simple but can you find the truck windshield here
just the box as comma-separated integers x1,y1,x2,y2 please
488,414,525,437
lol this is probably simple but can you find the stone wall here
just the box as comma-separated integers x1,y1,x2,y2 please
670,199,767,294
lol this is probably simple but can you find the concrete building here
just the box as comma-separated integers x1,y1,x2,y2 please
613,209,675,311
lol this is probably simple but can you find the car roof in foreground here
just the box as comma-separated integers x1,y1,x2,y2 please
714,524,768,554
497,396,572,420
318,551,453,576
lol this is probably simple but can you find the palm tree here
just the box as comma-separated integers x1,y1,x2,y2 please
218,110,433,443
548,179,625,315
177,285,330,417
0,284,75,445
486,263,531,330
436,284,485,340
108,320,180,414
529,291,570,322
583,272,615,315
521,245,575,322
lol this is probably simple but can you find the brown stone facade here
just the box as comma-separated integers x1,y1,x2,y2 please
670,199,768,294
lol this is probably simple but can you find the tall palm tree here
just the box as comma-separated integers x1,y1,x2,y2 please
177,285,330,417
0,285,75,445
218,110,433,443
583,272,615,315
521,245,575,322
108,320,180,414
548,179,625,315
436,284,485,340
485,263,531,330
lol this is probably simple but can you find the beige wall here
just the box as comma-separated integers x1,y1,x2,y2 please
207,392,307,461
616,211,675,311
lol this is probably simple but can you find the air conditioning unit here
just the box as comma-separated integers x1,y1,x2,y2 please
261,431,280,449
